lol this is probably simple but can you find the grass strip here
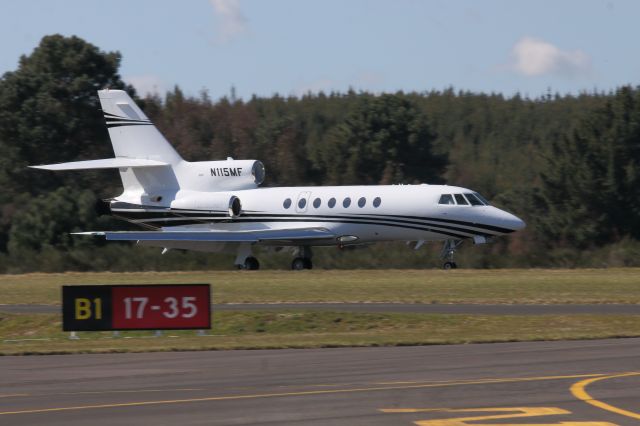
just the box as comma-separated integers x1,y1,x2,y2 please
2,269,640,305
2,311,640,355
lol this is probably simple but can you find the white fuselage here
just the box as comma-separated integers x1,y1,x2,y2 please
111,184,525,248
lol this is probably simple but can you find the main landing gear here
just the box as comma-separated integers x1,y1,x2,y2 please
235,244,312,270
235,244,260,270
291,246,312,270
441,239,463,270
243,256,260,270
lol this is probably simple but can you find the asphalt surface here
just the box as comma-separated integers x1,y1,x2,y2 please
3,303,640,315
1,338,639,425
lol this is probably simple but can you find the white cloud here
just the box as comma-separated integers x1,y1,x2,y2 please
510,37,591,77
210,0,248,43
124,75,167,97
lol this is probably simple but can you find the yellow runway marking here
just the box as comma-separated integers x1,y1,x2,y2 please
58,388,205,396
374,374,598,386
381,407,616,425
571,372,640,420
0,372,606,416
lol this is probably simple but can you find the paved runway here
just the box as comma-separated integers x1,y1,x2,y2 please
1,338,639,425
3,303,640,315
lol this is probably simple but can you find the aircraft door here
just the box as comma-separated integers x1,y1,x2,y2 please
295,191,311,213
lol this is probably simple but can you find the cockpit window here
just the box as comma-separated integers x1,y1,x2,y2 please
438,194,455,205
464,193,484,206
474,192,490,205
454,194,469,205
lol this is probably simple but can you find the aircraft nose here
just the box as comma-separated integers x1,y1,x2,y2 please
510,215,526,231
503,211,526,231
493,208,526,232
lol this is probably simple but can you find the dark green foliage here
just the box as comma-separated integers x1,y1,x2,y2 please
0,34,133,195
318,93,446,184
0,34,134,254
8,187,101,252
538,86,640,248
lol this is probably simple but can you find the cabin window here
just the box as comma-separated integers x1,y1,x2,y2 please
454,194,469,205
373,197,381,207
358,197,366,208
313,197,321,208
438,194,455,205
464,193,484,206
343,197,351,208
283,198,292,209
298,198,307,209
328,197,336,208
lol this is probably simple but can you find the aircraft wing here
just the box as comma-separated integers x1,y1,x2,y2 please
73,227,337,245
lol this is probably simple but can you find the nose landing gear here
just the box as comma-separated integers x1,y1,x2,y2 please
441,239,463,270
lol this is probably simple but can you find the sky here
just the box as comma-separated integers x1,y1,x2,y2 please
0,0,638,100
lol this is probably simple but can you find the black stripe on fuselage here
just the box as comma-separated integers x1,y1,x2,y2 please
247,213,512,235
118,216,471,239
111,209,511,235
111,211,494,239
105,118,151,124
103,112,127,119
106,122,154,129
125,215,493,238
351,213,512,234
103,112,150,123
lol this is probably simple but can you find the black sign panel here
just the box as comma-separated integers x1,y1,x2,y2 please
62,286,112,331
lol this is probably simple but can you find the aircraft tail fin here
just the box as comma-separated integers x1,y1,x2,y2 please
30,90,183,199
98,89,182,165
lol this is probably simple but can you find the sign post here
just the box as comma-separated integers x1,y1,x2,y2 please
62,284,211,331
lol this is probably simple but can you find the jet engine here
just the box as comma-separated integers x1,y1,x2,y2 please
171,193,242,217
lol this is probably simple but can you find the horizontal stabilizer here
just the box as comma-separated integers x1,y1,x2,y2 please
30,158,169,171
73,228,336,244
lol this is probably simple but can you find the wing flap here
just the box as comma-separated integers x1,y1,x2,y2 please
30,158,169,171
74,228,336,244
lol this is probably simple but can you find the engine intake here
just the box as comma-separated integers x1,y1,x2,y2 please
228,195,241,218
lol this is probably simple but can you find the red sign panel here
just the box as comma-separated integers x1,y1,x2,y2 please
111,285,210,330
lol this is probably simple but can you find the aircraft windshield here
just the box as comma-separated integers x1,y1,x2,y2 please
464,193,484,206
438,192,490,206
473,192,490,205
454,194,468,205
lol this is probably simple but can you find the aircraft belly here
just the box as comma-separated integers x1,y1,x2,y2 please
137,240,234,253
158,221,445,245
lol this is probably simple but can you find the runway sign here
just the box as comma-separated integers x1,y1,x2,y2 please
62,284,211,331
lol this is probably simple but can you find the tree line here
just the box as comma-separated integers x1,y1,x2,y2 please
0,34,638,271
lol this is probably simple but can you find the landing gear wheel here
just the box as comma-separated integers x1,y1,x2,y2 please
443,261,457,270
440,240,463,270
244,256,260,270
291,257,312,270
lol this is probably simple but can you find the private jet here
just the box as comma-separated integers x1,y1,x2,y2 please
31,90,525,270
